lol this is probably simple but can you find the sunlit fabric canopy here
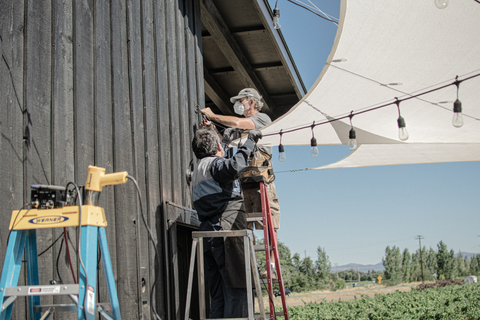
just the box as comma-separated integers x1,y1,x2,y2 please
258,0,480,168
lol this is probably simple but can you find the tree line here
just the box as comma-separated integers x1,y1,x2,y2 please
257,239,479,293
382,240,480,285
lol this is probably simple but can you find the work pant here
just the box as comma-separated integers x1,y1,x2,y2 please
204,238,248,318
244,181,281,230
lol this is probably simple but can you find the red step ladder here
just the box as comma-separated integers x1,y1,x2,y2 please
243,177,289,320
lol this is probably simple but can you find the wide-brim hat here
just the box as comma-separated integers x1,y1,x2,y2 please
230,88,261,103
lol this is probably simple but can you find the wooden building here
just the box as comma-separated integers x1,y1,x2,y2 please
0,0,304,319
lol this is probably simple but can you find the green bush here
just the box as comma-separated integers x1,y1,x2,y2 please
287,283,480,319
333,279,346,291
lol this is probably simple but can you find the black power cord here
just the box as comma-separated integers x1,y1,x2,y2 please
66,181,89,320
127,175,163,320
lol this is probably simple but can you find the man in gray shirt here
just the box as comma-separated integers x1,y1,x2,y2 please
201,87,281,279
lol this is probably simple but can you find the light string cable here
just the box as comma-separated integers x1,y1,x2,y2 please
328,64,480,119
261,72,480,140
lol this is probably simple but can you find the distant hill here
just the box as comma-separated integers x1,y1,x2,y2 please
334,252,479,273
334,262,384,273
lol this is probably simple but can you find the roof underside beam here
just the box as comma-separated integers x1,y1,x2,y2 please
200,0,274,117
203,67,236,115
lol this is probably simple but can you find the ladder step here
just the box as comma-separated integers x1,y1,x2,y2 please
5,284,79,297
246,212,264,223
33,304,78,312
260,278,278,284
254,245,265,252
246,212,263,218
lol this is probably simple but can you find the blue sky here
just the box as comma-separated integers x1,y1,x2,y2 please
265,0,480,266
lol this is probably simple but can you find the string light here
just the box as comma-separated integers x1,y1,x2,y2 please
348,112,358,150
434,0,449,9
395,98,409,141
278,130,286,162
258,73,479,150
310,122,319,157
273,0,281,29
452,77,464,128
435,0,480,9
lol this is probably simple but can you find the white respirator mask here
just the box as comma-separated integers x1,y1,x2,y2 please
233,98,251,115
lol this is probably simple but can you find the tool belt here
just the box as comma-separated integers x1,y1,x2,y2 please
240,149,275,184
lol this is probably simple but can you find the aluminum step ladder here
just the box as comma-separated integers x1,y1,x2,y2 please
184,230,266,320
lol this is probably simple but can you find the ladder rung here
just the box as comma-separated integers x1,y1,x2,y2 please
98,302,112,311
260,278,278,284
33,304,78,312
254,245,265,252
246,212,263,218
5,284,79,297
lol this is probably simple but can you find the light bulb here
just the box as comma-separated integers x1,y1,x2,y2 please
397,116,409,141
278,144,286,162
434,0,448,9
452,99,463,128
310,137,319,157
273,7,281,29
348,128,357,150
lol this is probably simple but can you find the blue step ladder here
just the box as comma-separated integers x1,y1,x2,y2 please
0,166,127,320
0,207,122,320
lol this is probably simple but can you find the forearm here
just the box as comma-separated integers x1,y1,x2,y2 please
209,113,255,130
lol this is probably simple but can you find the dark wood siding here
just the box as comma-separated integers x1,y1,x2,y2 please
0,0,204,319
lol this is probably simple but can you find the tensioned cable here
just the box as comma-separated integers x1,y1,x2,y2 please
286,0,339,24
305,0,338,21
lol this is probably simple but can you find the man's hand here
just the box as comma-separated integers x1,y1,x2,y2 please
222,128,235,145
200,118,215,130
247,129,262,143
200,107,215,119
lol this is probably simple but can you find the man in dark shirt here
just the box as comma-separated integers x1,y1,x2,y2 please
191,127,262,318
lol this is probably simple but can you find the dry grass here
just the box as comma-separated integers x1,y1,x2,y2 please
256,282,424,309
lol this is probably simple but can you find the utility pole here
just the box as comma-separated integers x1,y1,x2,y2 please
416,235,425,283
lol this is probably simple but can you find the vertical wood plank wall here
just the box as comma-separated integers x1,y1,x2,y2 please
0,0,204,319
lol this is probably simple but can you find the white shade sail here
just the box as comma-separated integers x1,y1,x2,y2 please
259,0,480,169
